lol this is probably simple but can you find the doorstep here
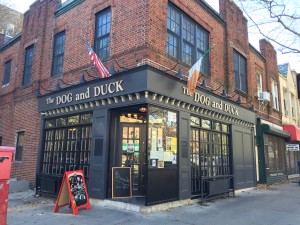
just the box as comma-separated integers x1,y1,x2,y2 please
90,198,199,214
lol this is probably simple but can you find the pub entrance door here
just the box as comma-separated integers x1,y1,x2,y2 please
120,123,146,196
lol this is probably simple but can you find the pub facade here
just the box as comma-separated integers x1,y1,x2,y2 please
0,0,285,205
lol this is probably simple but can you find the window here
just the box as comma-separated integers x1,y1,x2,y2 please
271,80,279,111
3,60,12,85
148,106,177,169
234,50,247,93
95,9,110,61
52,32,66,76
257,72,262,97
167,4,209,75
190,116,231,195
42,113,92,178
0,136,2,146
283,91,289,116
6,24,14,35
291,94,295,118
15,132,24,161
23,45,34,86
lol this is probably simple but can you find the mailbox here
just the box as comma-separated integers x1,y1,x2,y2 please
0,146,15,225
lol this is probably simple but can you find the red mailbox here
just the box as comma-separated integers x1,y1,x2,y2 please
0,146,15,225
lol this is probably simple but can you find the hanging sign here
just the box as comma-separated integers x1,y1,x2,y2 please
54,170,91,215
286,144,300,151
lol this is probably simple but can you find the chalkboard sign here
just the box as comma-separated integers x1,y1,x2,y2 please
54,170,91,215
112,167,132,198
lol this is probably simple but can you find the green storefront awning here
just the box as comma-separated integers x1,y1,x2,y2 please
261,124,290,140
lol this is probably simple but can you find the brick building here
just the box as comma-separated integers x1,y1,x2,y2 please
0,0,292,205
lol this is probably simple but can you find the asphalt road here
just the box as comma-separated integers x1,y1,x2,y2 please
7,182,300,225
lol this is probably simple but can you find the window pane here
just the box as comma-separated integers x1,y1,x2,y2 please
52,32,66,76
23,45,34,85
95,9,111,61
234,51,246,92
148,106,177,169
3,60,11,85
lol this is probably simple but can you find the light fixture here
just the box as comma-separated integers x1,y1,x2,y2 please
109,65,116,75
139,106,147,113
221,89,228,98
128,113,131,118
80,74,87,84
200,80,208,88
236,96,242,104
176,64,182,78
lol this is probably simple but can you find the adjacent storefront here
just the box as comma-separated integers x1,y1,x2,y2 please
283,125,300,177
37,65,256,205
256,119,290,184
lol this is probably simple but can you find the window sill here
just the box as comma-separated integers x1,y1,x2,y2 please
2,83,9,88
234,88,247,98
54,0,84,17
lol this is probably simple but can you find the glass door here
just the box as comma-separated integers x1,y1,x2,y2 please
120,123,146,196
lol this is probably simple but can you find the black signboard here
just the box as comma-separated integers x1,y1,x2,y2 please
112,167,132,198
68,173,88,206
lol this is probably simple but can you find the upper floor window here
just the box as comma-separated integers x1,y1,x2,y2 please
291,94,295,118
257,72,262,97
234,50,247,93
283,91,289,116
95,9,110,61
52,31,66,77
23,45,34,86
167,5,209,75
3,60,12,85
271,80,279,111
15,131,24,161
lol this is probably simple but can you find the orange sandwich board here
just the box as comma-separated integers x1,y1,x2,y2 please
54,170,91,215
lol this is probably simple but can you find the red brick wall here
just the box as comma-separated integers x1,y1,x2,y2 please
0,0,283,186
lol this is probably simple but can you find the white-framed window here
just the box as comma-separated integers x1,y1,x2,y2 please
257,72,262,97
271,80,279,111
283,90,289,116
291,94,295,118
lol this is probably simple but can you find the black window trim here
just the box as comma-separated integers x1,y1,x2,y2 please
95,7,111,61
234,50,247,94
51,31,66,77
3,59,12,85
23,45,34,86
167,3,210,76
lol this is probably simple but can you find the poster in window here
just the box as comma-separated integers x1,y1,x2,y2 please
171,137,177,153
127,143,135,153
158,160,164,168
167,111,176,123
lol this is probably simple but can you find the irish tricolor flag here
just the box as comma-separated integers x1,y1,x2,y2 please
187,45,214,94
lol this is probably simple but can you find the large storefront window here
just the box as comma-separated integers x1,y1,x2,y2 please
190,116,231,195
264,134,286,176
41,113,92,179
148,106,177,168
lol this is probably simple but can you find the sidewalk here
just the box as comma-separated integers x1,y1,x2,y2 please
7,182,300,225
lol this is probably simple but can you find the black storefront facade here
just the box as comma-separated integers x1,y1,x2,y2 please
36,65,256,205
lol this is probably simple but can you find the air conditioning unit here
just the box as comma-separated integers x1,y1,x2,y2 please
259,92,271,101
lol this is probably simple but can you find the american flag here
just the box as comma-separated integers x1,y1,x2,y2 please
85,40,111,78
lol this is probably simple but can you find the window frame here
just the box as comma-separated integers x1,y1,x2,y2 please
234,50,247,93
271,79,279,111
166,4,210,75
23,45,34,86
95,8,111,61
15,131,24,161
3,60,12,85
257,72,262,97
51,31,66,77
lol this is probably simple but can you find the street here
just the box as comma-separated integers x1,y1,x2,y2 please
7,182,300,225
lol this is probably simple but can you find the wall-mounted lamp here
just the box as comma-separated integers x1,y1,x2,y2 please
176,64,182,78
80,74,87,84
221,89,228,98
54,82,61,91
236,96,242,104
200,80,208,88
139,106,147,113
109,65,116,75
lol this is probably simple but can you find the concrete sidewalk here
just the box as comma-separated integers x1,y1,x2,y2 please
7,182,300,225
